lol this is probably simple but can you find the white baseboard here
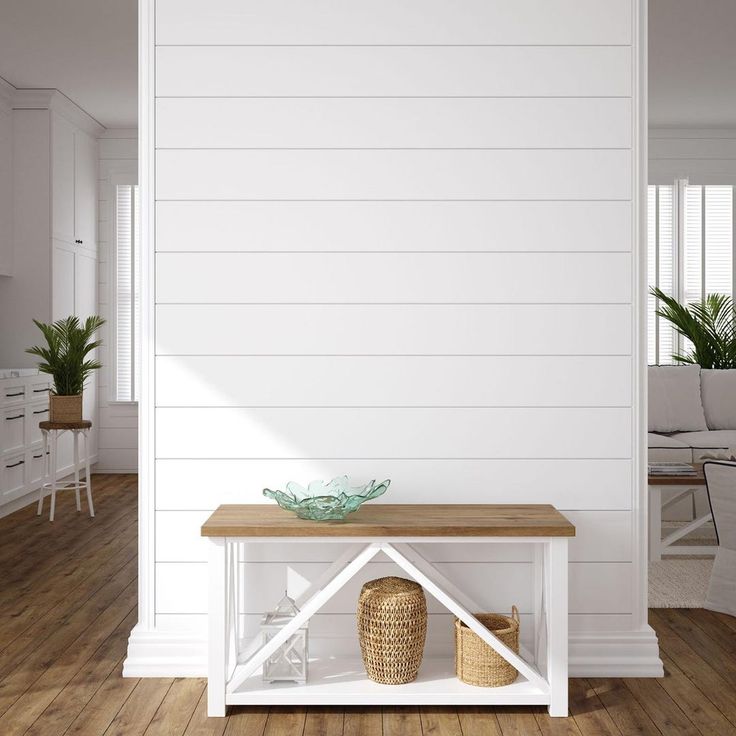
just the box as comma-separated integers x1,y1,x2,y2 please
123,626,664,679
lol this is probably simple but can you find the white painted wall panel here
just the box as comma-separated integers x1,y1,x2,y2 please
156,46,631,98
156,149,631,201
156,98,632,150
156,200,633,254
156,0,631,45
156,253,631,305
156,304,632,356
155,407,632,459
155,356,632,408
137,0,647,677
155,459,633,511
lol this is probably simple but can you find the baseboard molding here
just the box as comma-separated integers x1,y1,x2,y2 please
123,626,664,679
0,455,99,518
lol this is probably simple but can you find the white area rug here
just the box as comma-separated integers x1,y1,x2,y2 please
649,558,713,608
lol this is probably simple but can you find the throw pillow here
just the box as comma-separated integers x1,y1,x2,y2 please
648,364,708,433
701,369,736,430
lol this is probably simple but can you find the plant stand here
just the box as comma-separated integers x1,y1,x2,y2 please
37,420,94,522
201,504,575,718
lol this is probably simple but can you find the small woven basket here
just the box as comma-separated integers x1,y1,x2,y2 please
454,606,520,687
357,576,427,684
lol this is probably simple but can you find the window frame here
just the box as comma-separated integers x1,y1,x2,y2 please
647,178,736,364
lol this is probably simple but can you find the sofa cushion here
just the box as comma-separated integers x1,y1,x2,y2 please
647,433,693,463
648,365,707,433
701,369,736,430
670,430,736,448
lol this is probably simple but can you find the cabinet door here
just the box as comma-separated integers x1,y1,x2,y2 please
51,115,75,244
76,251,98,450
52,242,75,320
74,131,97,250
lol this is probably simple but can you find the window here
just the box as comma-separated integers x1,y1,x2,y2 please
114,182,140,401
647,180,734,364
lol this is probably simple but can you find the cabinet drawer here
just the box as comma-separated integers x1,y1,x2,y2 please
28,446,49,486
27,404,50,445
2,452,26,500
2,384,26,406
28,379,52,401
3,407,26,453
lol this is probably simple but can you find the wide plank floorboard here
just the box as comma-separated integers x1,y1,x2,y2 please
1,474,734,736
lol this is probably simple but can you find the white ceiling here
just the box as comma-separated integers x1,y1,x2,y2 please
650,0,736,128
0,0,136,129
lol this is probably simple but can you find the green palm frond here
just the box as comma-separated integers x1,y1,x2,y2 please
651,287,736,368
26,315,105,395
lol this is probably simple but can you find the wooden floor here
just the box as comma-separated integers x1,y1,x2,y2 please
1,475,735,736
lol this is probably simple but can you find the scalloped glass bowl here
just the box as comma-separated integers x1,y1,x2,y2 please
263,476,390,521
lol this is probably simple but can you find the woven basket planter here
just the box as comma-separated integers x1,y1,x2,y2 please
357,576,427,684
49,394,83,422
455,606,520,687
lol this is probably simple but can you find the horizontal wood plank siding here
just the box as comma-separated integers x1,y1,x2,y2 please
155,252,632,304
149,0,641,659
155,304,632,355
155,458,634,511
155,356,632,407
155,46,631,97
156,200,633,253
155,407,632,459
156,98,632,149
156,149,632,200
155,0,631,45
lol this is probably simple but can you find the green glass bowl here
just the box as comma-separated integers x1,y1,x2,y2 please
263,476,390,521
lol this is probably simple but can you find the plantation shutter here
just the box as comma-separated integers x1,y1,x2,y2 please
647,184,676,364
115,184,140,402
647,181,734,365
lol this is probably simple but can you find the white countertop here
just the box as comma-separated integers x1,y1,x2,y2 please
0,368,40,379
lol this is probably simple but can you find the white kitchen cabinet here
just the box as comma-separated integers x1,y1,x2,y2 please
0,373,53,508
52,114,98,251
0,92,102,513
52,115,76,244
52,242,76,320
74,131,98,250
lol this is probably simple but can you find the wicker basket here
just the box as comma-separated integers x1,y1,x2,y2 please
357,576,427,684
454,606,520,687
49,394,83,422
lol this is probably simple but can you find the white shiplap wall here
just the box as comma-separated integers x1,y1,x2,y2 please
125,0,660,677
97,129,138,472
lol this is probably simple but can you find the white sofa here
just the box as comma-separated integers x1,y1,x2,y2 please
648,365,736,464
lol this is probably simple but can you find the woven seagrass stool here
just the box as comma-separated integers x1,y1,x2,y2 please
37,420,94,522
357,576,427,684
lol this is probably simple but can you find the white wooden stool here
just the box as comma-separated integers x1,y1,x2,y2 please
37,420,94,522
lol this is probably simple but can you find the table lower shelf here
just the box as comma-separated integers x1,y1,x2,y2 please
227,657,548,706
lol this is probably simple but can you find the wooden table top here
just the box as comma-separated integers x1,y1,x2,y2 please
648,465,705,486
201,504,576,538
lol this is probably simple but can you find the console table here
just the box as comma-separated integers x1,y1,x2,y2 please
201,504,575,717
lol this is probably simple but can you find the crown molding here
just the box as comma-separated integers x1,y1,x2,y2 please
12,88,105,137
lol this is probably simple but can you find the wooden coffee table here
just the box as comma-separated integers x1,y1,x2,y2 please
648,465,715,560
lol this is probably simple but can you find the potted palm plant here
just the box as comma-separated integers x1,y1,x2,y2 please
651,287,736,368
26,315,105,422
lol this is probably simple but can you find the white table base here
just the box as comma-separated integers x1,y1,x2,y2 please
206,536,569,717
649,484,715,561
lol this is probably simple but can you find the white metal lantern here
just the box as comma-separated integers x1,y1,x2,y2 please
260,593,309,683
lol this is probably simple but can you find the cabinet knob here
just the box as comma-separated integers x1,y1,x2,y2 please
75,239,83,244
